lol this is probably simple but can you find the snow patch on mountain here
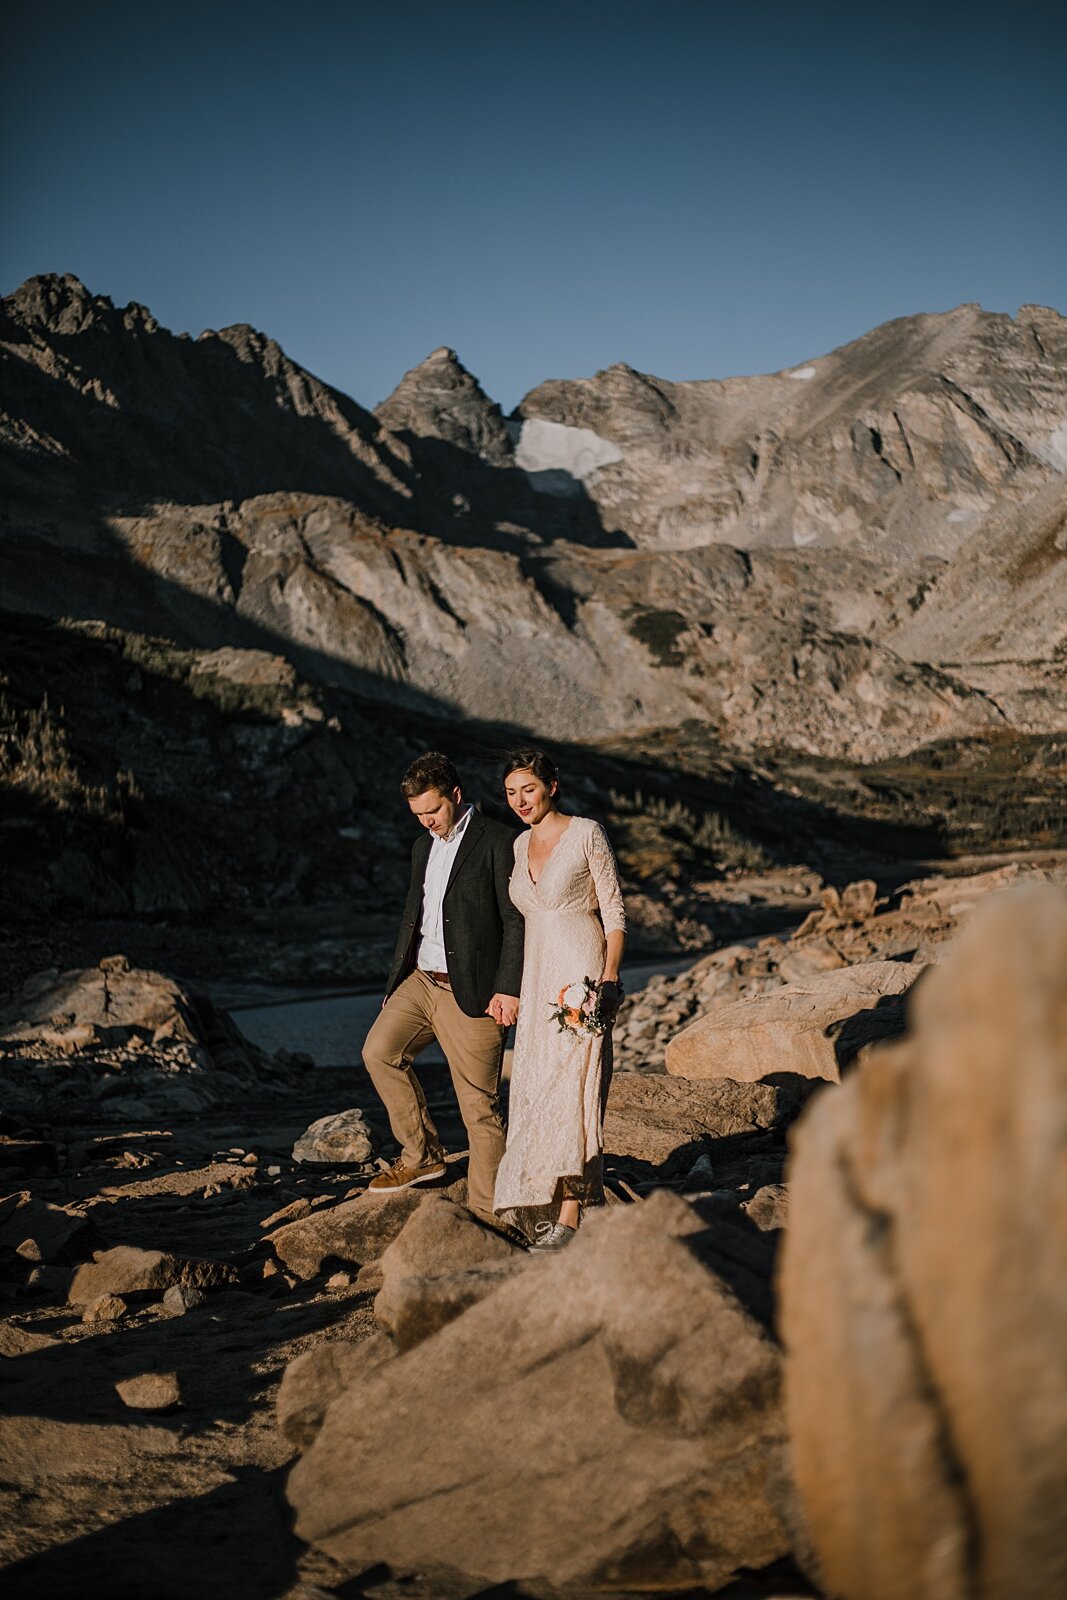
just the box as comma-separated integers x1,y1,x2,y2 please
1034,418,1067,472
511,417,623,496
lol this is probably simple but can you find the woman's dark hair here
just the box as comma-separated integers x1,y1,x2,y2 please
401,750,461,798
502,747,559,795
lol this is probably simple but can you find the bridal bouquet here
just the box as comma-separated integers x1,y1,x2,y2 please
550,977,609,1037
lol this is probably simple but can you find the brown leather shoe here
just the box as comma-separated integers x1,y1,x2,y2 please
366,1155,446,1194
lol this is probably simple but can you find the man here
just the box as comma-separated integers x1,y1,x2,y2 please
362,750,522,1224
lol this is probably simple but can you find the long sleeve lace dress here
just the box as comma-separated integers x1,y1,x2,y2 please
493,817,626,1224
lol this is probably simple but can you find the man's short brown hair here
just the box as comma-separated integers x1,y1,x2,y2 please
400,751,461,799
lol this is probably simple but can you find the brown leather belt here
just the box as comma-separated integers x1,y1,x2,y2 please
424,970,451,986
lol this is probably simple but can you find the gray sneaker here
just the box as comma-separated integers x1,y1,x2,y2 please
528,1221,577,1253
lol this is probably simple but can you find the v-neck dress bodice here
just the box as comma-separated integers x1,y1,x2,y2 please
493,816,626,1220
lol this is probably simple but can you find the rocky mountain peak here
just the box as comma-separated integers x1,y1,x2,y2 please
2,272,160,341
517,360,679,446
375,346,513,467
0,273,412,517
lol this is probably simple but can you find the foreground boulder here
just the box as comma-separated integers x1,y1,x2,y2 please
665,959,918,1083
780,885,1067,1600
287,1190,788,1589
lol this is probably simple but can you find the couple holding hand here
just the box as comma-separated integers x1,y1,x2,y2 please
362,748,626,1250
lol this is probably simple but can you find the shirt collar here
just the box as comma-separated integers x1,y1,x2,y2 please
436,803,474,845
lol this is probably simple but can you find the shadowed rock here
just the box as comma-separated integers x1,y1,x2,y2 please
69,1245,237,1305
604,1073,799,1173
0,1192,93,1263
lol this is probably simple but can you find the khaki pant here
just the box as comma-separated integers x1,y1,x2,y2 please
362,969,507,1220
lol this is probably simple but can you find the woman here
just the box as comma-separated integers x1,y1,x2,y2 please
493,748,626,1250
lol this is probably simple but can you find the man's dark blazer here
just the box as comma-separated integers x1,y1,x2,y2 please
384,809,524,1019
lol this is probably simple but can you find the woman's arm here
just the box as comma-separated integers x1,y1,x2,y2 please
587,822,627,996
488,828,524,1024
602,928,625,983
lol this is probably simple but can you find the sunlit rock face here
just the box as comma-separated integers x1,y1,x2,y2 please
2,276,1065,758
517,305,1067,558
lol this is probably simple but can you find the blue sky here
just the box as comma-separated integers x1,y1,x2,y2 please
3,0,1065,411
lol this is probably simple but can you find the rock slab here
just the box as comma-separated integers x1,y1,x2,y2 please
780,885,1067,1600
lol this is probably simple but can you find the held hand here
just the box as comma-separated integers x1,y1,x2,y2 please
486,993,519,1027
599,978,622,1021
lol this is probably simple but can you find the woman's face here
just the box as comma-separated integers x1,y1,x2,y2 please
504,768,556,825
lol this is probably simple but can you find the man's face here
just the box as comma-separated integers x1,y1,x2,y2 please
407,786,462,838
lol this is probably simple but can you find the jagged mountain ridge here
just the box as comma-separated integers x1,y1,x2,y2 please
2,274,1065,760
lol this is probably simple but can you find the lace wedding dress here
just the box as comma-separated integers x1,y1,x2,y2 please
493,816,626,1222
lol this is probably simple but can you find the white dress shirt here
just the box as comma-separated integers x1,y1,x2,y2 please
416,804,474,973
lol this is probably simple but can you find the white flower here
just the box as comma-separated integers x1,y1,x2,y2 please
562,982,587,1008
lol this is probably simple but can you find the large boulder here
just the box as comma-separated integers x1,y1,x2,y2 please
1,957,198,1045
286,1190,788,1590
374,1197,525,1349
780,885,1067,1600
604,1073,798,1174
0,957,295,1112
665,960,919,1084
